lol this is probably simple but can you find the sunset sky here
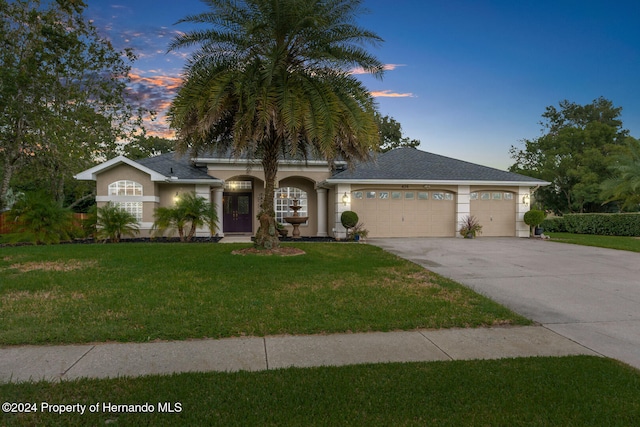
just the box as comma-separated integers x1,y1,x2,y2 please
84,0,640,170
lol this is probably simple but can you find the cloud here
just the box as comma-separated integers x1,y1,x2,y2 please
125,71,184,138
350,63,406,75
371,90,416,98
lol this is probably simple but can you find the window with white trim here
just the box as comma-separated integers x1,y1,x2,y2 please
108,180,142,196
114,201,143,222
275,187,308,223
107,181,144,222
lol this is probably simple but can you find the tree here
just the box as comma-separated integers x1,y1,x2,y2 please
600,136,640,211
376,113,420,152
169,0,384,249
7,191,74,244
152,192,218,242
509,97,628,214
122,135,176,160
0,0,146,210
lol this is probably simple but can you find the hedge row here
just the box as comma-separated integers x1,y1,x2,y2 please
540,213,640,236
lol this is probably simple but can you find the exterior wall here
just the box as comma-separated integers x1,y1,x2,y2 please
96,165,158,237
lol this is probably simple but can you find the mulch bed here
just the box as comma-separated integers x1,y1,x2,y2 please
231,247,306,256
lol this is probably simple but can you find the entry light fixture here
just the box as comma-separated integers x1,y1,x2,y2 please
173,192,180,204
522,194,530,206
342,192,349,206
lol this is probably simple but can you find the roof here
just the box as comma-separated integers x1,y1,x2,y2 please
327,148,548,185
74,152,221,184
137,152,216,181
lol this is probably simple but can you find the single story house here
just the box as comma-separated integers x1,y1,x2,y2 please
74,147,548,239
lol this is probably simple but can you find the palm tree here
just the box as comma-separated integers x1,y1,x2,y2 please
152,192,218,241
96,203,140,243
169,0,384,249
601,137,640,211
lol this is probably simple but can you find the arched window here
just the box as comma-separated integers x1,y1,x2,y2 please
107,180,143,221
275,187,307,224
108,180,143,196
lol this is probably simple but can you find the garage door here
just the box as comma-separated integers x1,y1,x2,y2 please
351,190,456,237
470,191,516,236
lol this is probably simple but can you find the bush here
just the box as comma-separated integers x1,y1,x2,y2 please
540,217,566,232
562,213,640,236
340,211,359,229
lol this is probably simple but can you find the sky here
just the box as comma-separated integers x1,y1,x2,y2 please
84,0,640,170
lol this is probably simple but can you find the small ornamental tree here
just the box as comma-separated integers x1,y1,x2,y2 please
341,211,359,238
523,209,546,236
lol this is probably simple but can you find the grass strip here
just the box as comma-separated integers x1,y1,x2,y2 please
2,356,639,426
547,232,640,252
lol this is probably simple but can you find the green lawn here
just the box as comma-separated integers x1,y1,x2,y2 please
3,356,640,426
547,232,640,252
0,243,529,345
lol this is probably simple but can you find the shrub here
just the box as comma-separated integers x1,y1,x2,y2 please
562,213,640,236
340,211,359,229
540,217,566,232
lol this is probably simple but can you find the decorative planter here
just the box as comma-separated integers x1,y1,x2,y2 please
534,227,544,236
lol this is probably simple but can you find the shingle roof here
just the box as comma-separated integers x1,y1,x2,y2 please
329,148,547,183
136,152,217,180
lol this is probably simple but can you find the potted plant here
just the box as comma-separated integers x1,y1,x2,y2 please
349,222,369,241
523,209,546,237
275,222,288,237
459,215,482,239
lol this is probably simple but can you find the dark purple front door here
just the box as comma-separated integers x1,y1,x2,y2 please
223,192,252,233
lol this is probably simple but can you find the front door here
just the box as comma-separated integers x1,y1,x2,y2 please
223,192,252,233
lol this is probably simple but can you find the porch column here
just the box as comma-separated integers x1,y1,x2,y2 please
316,188,328,237
456,185,471,238
195,185,212,237
516,186,531,238
213,187,224,237
333,184,351,239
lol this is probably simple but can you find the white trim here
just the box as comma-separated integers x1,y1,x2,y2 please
74,155,167,182
97,196,160,203
325,179,550,186
165,178,224,186
194,157,346,167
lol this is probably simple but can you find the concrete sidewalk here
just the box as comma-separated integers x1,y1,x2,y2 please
0,326,597,383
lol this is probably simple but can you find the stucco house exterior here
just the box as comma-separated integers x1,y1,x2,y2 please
74,147,548,239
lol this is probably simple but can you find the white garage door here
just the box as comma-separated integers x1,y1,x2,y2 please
470,191,516,237
351,190,456,237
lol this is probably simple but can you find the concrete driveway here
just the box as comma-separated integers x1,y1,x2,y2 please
370,237,640,370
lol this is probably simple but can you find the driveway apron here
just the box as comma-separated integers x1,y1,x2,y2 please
370,237,640,370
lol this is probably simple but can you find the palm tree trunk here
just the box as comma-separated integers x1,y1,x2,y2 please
254,137,280,249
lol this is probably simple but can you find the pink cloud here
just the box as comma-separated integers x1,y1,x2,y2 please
371,90,416,98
